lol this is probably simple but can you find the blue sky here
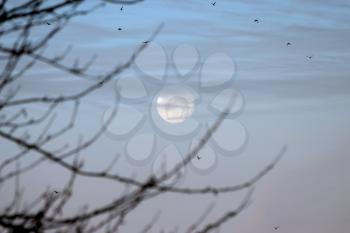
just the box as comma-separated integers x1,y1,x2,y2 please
1,0,350,232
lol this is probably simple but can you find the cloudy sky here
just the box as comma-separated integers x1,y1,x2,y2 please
1,0,350,232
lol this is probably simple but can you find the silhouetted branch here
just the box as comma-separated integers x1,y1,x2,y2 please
0,1,286,232
195,188,254,233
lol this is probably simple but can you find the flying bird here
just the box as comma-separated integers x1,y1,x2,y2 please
254,19,259,23
286,42,291,46
53,191,59,194
118,27,122,31
143,41,149,44
21,109,27,117
46,22,51,25
211,2,216,6
273,226,280,230
120,5,123,11
307,55,313,59
196,155,201,160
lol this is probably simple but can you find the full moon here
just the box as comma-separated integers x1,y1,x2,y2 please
156,94,194,124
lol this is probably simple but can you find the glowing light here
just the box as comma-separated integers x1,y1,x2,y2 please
156,94,194,124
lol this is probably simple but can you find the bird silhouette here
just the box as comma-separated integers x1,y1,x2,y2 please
120,6,123,11
143,41,149,44
212,2,216,6
286,42,291,46
118,27,122,31
196,155,201,160
254,19,259,23
307,55,313,59
53,191,59,194
46,22,51,25
21,109,27,117
273,226,280,230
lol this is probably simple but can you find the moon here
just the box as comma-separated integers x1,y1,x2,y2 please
156,94,194,124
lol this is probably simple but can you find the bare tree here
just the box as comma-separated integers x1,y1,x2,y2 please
0,1,287,232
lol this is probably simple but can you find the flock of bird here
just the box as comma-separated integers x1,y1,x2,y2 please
45,3,314,61
44,3,314,230
211,2,313,60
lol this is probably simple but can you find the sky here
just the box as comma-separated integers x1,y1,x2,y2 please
1,0,350,232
